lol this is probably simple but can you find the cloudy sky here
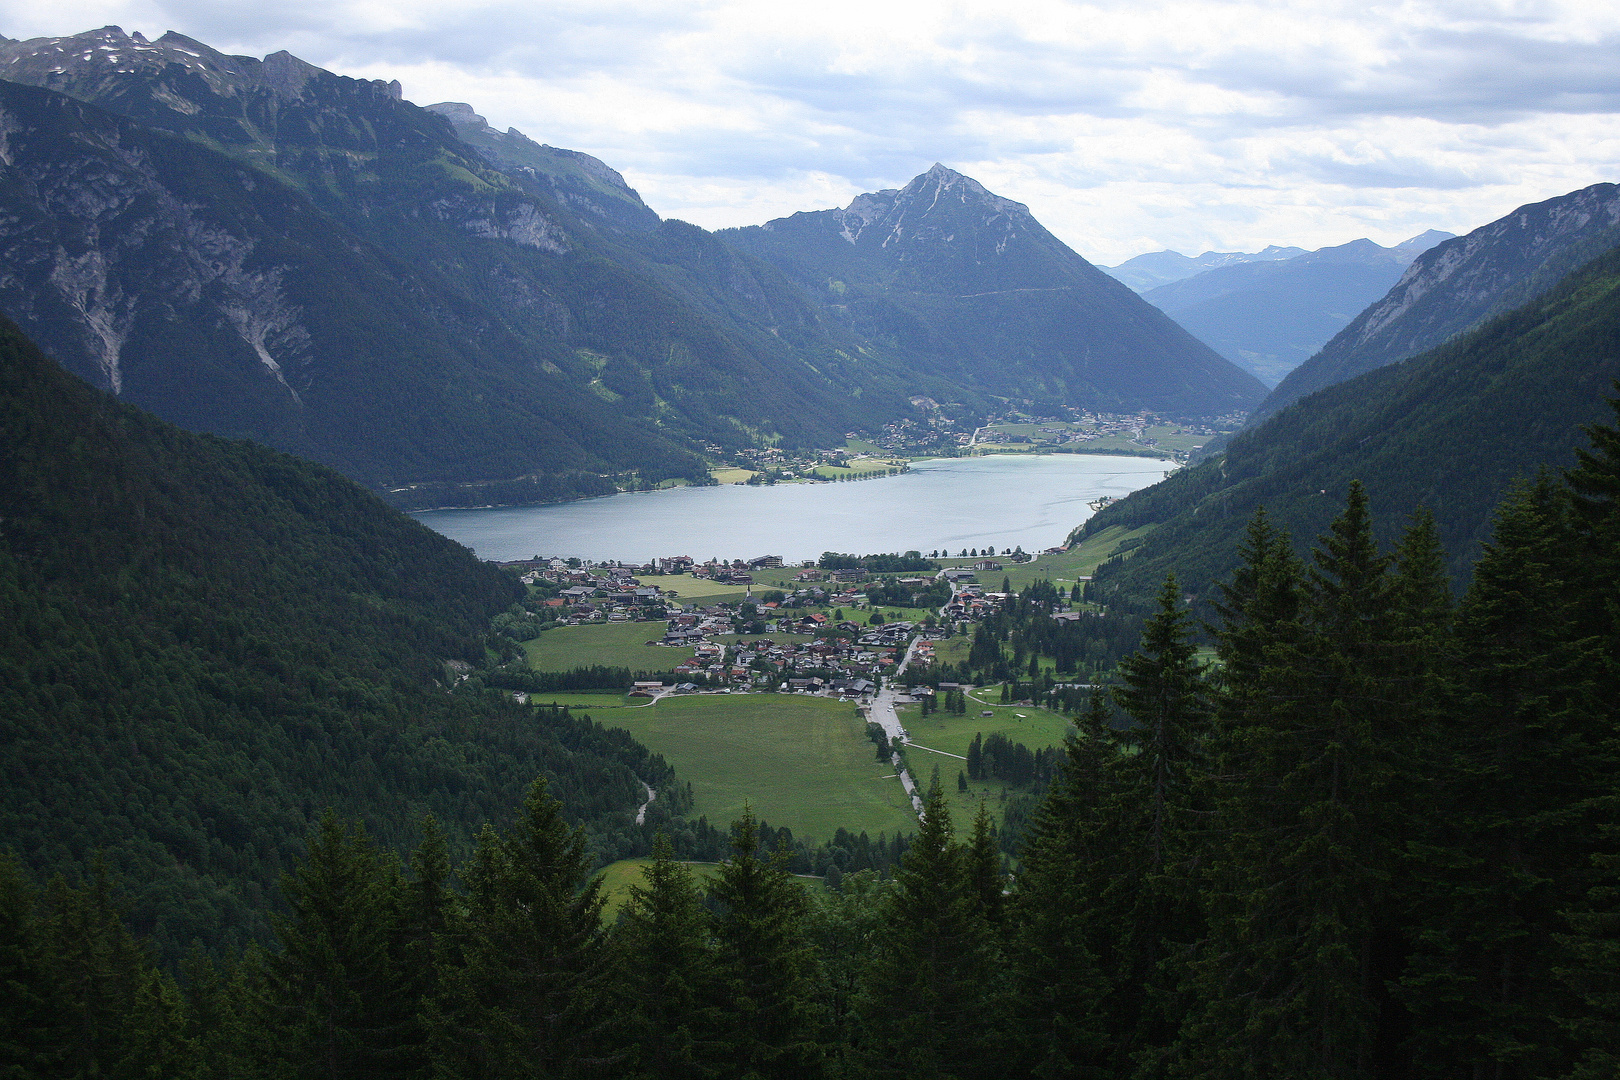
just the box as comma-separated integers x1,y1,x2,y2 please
6,0,1618,264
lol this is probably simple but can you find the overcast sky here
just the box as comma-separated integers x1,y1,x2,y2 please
6,0,1618,264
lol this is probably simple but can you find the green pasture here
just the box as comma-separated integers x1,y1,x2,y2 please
897,698,1075,833
593,859,723,919
660,574,754,602
523,622,687,673
603,693,918,843
994,524,1159,594
1140,423,1215,454
898,699,1074,761
528,691,644,710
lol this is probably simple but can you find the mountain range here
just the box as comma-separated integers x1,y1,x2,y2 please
724,166,1263,416
0,27,1265,507
1140,231,1453,385
1102,245,1309,291
1077,226,1620,608
1251,182,1620,422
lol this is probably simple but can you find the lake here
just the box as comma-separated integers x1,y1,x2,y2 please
411,453,1173,563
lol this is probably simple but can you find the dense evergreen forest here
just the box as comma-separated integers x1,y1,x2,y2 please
0,316,696,961
7,386,1616,1078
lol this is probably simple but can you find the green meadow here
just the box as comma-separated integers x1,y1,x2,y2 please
592,858,826,920
592,858,723,918
603,693,917,843
523,622,688,673
898,698,1075,833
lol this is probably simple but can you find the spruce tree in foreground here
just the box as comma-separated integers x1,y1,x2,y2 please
615,833,718,1080
1176,484,1442,1078
858,782,1002,1080
707,809,825,1080
258,812,420,1080
1007,692,1112,1078
429,778,614,1080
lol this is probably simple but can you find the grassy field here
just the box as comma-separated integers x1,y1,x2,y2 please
992,523,1160,594
899,700,1075,761
593,858,724,918
523,622,688,673
603,694,917,843
525,691,646,710
658,574,754,602
709,467,756,483
897,698,1076,832
593,858,826,919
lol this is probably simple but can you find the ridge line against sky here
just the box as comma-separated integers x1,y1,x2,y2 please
6,0,1619,265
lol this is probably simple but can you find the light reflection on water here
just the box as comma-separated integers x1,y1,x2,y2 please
411,454,1173,563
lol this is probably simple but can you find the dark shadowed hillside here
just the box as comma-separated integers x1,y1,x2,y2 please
0,315,679,959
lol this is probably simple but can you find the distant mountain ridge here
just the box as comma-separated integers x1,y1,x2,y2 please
1251,184,1620,422
1142,231,1454,386
1102,246,1308,292
725,165,1267,417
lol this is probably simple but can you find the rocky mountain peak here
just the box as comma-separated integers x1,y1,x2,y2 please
0,27,399,106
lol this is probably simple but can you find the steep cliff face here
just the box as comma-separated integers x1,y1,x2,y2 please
0,79,701,490
1252,183,1620,421
727,164,1268,416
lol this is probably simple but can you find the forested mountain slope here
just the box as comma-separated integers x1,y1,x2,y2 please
1252,182,1620,422
725,164,1269,417
0,315,676,960
1075,240,1620,608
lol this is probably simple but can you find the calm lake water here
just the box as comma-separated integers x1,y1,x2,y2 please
412,453,1174,563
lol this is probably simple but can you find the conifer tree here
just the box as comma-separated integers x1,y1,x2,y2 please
1006,693,1112,1078
1400,477,1605,1077
1554,392,1620,1078
616,833,717,1080
1088,574,1212,1076
1178,482,1416,1078
858,782,1001,1080
965,801,1005,929
707,809,825,1080
0,849,68,1077
40,857,196,1080
429,777,614,1080
258,811,418,1080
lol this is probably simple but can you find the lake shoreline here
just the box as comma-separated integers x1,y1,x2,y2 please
413,454,1175,564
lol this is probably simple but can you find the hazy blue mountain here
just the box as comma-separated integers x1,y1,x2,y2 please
1101,245,1307,291
1074,239,1620,609
1142,231,1453,386
726,165,1268,417
1251,184,1620,422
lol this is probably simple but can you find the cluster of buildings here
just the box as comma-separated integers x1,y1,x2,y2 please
660,619,923,692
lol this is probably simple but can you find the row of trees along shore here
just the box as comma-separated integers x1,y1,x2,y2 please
5,404,1620,1080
